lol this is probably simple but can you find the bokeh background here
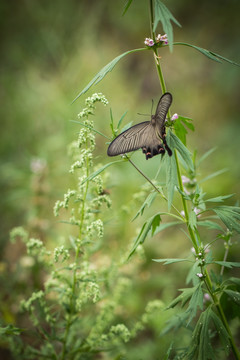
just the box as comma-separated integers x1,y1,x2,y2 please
0,0,239,358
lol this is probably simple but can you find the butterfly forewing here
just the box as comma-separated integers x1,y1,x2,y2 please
154,92,172,136
108,121,151,156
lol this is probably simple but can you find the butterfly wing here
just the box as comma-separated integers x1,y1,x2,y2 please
107,121,164,159
154,92,172,137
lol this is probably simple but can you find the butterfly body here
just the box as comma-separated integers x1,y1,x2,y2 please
107,92,173,160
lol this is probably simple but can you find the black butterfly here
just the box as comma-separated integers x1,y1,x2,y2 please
107,92,173,160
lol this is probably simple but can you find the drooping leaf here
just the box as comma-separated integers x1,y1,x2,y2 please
211,206,240,233
168,130,194,171
72,48,146,102
132,191,157,221
223,277,240,287
174,42,240,66
223,289,240,306
82,160,124,184
165,133,178,209
154,0,181,52
128,213,161,259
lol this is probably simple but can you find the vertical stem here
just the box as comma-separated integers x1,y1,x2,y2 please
148,0,240,358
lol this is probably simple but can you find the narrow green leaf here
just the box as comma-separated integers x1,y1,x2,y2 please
198,220,224,232
154,0,181,52
151,214,161,235
205,194,234,203
82,160,123,184
163,342,174,360
223,289,240,306
117,111,128,130
0,325,23,336
168,130,194,171
132,192,157,221
173,116,194,145
199,168,228,184
224,277,240,286
72,48,146,102
189,209,197,229
214,261,240,268
212,206,240,233
174,42,240,66
122,0,133,15
153,258,191,265
128,213,161,259
197,147,217,166
165,133,178,209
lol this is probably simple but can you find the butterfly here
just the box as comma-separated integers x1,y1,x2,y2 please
107,92,173,160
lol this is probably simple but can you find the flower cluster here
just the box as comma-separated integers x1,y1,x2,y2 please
144,33,168,47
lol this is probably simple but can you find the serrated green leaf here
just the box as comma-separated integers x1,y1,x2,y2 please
174,42,240,66
167,287,195,309
214,261,240,269
161,311,189,336
82,160,123,184
186,261,200,285
199,168,228,184
205,194,234,203
173,116,194,145
198,220,224,232
153,258,190,265
223,289,240,306
168,130,194,171
212,206,240,233
210,309,231,354
128,213,162,259
173,119,188,145
122,0,133,15
132,192,157,221
224,277,240,286
154,0,181,52
72,48,146,102
187,283,203,323
186,307,216,360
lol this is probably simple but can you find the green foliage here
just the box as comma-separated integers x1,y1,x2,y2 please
1,1,240,360
154,0,181,51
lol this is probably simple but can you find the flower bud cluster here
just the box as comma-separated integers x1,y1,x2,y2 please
144,33,168,47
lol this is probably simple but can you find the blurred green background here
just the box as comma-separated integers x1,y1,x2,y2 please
0,0,239,357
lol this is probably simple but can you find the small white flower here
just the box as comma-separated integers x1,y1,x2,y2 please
171,113,179,121
194,207,201,218
144,37,154,46
181,175,190,185
196,273,204,278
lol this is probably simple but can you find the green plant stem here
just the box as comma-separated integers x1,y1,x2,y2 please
149,1,239,357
